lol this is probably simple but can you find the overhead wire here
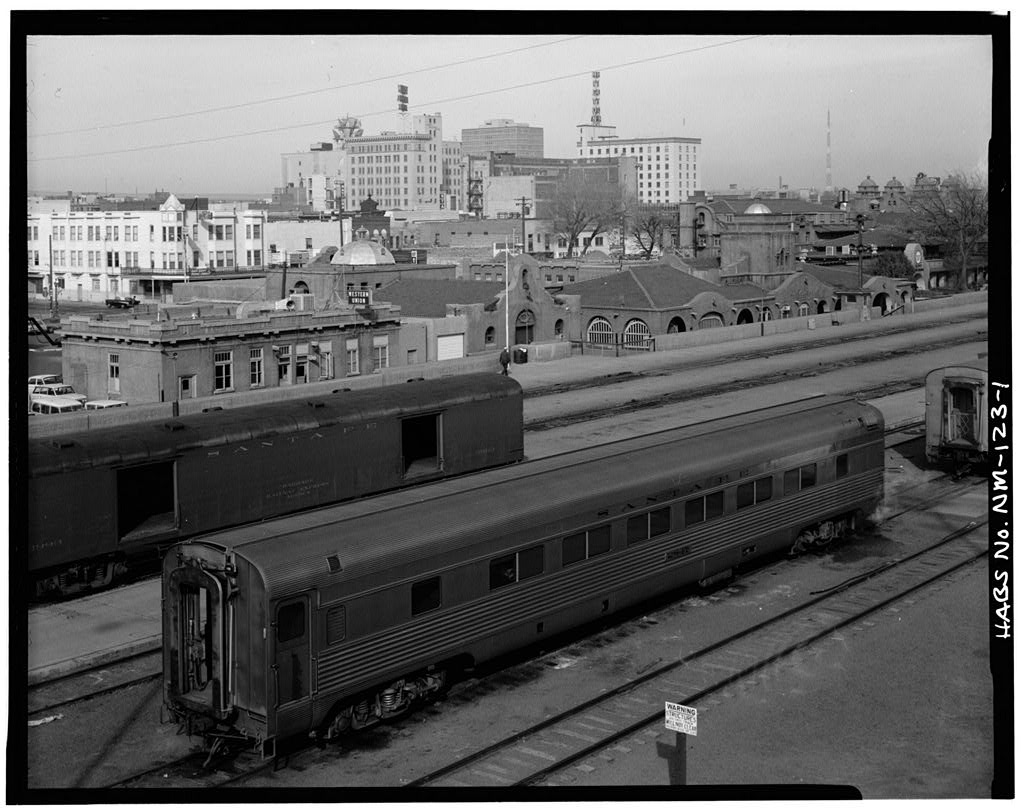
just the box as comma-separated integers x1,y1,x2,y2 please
30,35,589,138
28,36,761,164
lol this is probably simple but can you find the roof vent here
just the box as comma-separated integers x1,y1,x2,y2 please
51,439,75,449
326,555,342,574
202,406,223,413
163,421,186,431
308,400,325,409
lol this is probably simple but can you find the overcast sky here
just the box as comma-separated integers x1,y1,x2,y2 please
25,32,994,197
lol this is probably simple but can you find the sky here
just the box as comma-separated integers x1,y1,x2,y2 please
24,30,995,198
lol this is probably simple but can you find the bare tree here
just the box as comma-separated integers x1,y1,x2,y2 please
625,199,672,258
551,175,621,257
908,170,988,289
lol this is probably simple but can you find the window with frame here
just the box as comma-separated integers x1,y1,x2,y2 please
562,525,612,567
346,339,359,375
489,545,544,590
249,348,264,387
277,345,291,384
108,353,120,393
411,577,441,616
372,336,389,372
685,490,724,526
836,454,849,479
214,350,233,391
783,464,817,496
627,506,671,545
737,476,773,509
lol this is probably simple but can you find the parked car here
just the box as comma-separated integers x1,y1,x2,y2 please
29,383,87,404
28,374,63,387
105,296,139,309
85,400,128,410
30,395,85,415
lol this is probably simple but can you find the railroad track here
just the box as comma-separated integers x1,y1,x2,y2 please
28,649,161,719
162,477,983,791
522,321,986,402
404,484,987,787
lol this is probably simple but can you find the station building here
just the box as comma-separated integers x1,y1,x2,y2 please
59,295,403,406
562,263,769,347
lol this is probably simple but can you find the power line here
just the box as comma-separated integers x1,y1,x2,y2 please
30,35,589,139
28,36,761,164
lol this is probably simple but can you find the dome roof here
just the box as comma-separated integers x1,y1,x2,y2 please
884,176,905,189
858,175,878,191
744,202,773,215
331,238,396,266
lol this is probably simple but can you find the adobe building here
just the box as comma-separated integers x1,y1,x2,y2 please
563,263,774,346
377,254,581,357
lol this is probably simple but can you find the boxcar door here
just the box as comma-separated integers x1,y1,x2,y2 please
273,596,310,706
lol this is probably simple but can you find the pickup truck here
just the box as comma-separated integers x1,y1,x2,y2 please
105,296,139,309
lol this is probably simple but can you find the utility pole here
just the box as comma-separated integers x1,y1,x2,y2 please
515,195,532,254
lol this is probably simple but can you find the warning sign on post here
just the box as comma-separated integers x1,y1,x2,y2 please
665,702,697,736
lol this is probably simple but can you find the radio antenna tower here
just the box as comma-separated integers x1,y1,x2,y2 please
397,83,409,131
825,107,833,191
591,71,602,125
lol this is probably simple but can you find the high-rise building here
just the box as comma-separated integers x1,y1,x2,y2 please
574,71,701,204
280,142,346,213
576,132,701,205
461,119,544,159
343,113,445,212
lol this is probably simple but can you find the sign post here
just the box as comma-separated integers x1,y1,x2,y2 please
658,702,697,786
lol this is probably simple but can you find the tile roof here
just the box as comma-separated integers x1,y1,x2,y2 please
717,282,771,301
800,264,864,291
562,263,721,309
376,278,504,318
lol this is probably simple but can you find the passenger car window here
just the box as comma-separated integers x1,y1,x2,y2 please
518,545,544,580
588,525,611,556
277,601,305,642
489,554,517,590
705,491,724,519
411,577,441,615
562,532,587,566
836,454,849,478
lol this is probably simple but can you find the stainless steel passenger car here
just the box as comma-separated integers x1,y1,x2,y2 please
28,374,523,597
163,395,885,755
924,359,988,466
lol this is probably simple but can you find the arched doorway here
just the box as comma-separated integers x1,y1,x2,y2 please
291,280,309,294
872,292,890,312
736,308,754,325
515,309,536,344
623,318,652,349
667,317,687,333
587,317,614,344
817,300,828,314
833,296,843,311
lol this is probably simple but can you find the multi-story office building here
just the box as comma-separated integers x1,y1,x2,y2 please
343,113,445,213
461,119,544,159
280,142,346,213
27,194,269,301
441,139,465,213
576,123,701,204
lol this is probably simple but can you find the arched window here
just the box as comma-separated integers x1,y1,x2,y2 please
485,326,496,346
698,313,724,329
667,317,686,333
554,319,564,339
623,319,652,349
735,308,754,325
798,302,810,317
292,281,309,294
587,317,614,345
